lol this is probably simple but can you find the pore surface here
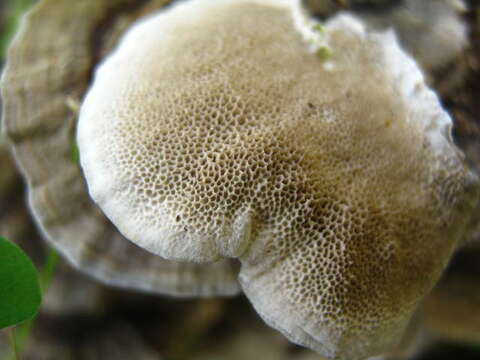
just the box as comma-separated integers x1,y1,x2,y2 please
78,1,478,358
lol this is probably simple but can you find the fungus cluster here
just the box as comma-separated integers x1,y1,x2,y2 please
75,0,479,359
1,0,479,359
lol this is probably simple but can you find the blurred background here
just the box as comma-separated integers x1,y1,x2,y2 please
1,1,480,359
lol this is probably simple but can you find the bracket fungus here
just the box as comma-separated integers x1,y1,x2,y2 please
0,0,240,297
1,0,479,359
75,0,479,359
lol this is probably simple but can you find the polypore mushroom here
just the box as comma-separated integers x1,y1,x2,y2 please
2,0,480,358
76,0,479,359
0,0,240,297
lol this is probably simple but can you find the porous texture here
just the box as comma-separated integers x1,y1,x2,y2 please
0,0,240,297
79,0,295,262
78,1,479,359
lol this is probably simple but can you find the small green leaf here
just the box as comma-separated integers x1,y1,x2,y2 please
0,237,41,329
315,46,333,60
70,141,80,164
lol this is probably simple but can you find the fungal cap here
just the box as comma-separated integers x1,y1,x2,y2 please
78,0,298,262
77,0,479,359
0,0,240,297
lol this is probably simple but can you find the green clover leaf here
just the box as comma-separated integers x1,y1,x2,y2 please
0,237,41,329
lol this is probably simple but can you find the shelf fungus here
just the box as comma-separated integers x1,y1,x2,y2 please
1,0,479,359
0,0,240,297
74,0,479,359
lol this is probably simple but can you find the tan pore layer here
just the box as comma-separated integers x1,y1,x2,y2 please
78,2,477,359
